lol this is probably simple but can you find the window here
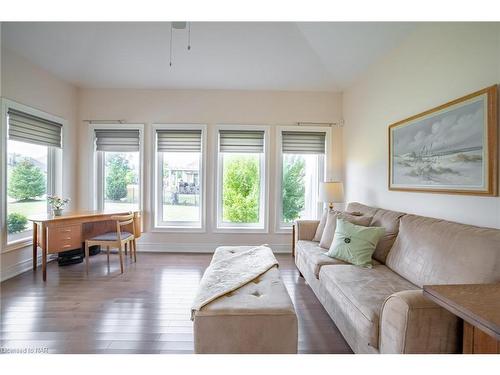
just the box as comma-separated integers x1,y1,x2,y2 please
154,126,205,229
216,127,268,231
278,129,328,229
2,104,63,245
91,126,143,212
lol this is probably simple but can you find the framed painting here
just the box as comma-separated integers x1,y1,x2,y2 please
388,85,498,196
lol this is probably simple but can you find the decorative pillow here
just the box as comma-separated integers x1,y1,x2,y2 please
312,209,329,242
319,211,371,249
326,218,385,268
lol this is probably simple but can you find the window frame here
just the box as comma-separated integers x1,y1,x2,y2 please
214,124,270,233
88,123,144,213
275,125,331,233
152,124,207,232
1,98,64,252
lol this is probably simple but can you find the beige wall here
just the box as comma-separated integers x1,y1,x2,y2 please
1,48,79,280
343,23,500,228
78,89,343,252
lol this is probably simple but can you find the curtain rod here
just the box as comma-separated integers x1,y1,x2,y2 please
84,120,126,124
297,121,344,128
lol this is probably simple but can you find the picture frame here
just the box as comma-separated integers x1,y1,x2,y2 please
388,85,498,196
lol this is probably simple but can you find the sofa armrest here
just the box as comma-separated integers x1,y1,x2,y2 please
379,290,460,354
294,220,319,242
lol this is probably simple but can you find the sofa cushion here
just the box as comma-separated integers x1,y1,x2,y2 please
312,209,329,242
326,218,385,268
386,214,500,288
319,264,418,348
296,240,347,278
346,202,379,217
319,211,371,249
369,208,405,264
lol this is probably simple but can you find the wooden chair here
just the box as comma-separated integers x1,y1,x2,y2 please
84,213,137,274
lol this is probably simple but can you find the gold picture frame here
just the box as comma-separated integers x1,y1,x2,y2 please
388,85,498,196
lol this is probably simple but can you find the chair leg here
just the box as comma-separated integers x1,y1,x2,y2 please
118,243,124,274
124,242,127,256
129,240,133,259
85,242,90,275
106,246,110,265
133,239,137,262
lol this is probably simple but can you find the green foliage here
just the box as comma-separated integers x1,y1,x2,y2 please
105,154,133,201
282,156,305,223
8,159,46,201
7,212,28,234
223,155,260,223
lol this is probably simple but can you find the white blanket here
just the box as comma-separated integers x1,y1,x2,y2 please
191,245,278,320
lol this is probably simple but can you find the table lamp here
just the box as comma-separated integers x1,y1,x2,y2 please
319,181,344,210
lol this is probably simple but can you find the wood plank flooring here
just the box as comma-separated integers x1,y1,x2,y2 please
0,252,352,354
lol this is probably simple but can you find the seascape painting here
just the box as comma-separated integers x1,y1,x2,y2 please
389,86,498,195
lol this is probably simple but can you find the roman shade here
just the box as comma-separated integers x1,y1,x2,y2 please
219,130,264,153
94,129,140,152
156,129,202,152
282,131,326,154
8,108,63,148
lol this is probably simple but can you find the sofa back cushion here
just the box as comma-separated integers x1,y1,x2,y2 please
346,202,379,217
346,202,405,264
370,208,405,264
386,214,500,288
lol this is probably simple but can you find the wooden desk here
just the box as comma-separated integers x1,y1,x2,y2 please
423,284,500,354
28,210,141,281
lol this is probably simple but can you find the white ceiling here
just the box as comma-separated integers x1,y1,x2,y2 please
2,22,416,91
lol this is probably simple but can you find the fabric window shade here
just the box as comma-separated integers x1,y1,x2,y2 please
8,109,63,148
282,131,326,154
95,129,140,152
157,129,202,152
219,130,264,153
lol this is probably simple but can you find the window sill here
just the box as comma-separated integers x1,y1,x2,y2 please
213,227,269,234
151,226,206,234
274,227,293,234
3,238,32,254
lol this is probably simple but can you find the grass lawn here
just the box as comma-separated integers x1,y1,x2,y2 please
7,200,47,217
163,204,199,222
103,202,199,222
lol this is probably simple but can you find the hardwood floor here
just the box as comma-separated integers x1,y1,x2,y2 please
0,252,352,354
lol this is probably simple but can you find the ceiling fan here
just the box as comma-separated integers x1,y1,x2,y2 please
170,21,191,67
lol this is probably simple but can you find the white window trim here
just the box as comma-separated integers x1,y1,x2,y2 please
213,124,270,234
87,123,144,213
151,124,207,233
1,98,65,252
274,125,331,233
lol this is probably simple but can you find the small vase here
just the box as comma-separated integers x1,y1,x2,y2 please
53,208,63,216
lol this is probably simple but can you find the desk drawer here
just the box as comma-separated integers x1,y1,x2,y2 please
47,225,82,253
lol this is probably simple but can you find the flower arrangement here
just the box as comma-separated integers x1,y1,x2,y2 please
47,195,70,216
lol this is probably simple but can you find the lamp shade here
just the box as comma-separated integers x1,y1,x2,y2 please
319,181,344,204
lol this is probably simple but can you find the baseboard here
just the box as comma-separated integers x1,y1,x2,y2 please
0,243,291,282
136,242,292,253
0,254,55,283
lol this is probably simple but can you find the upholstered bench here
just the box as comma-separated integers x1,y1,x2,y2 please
193,246,298,354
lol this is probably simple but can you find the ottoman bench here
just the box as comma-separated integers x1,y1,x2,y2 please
192,246,298,354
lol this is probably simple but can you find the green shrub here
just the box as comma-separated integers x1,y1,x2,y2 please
282,156,305,223
7,213,28,234
8,159,46,201
223,155,260,223
105,154,132,201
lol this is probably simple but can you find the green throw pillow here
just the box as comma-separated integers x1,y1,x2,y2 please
325,218,385,268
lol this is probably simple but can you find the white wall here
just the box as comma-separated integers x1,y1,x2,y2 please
0,47,79,280
343,23,500,228
78,89,343,252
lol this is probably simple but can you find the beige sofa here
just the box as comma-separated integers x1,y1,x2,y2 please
294,202,500,354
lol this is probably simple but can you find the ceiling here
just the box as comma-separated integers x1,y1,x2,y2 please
2,22,417,91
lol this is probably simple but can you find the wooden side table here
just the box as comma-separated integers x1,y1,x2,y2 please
423,284,500,354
